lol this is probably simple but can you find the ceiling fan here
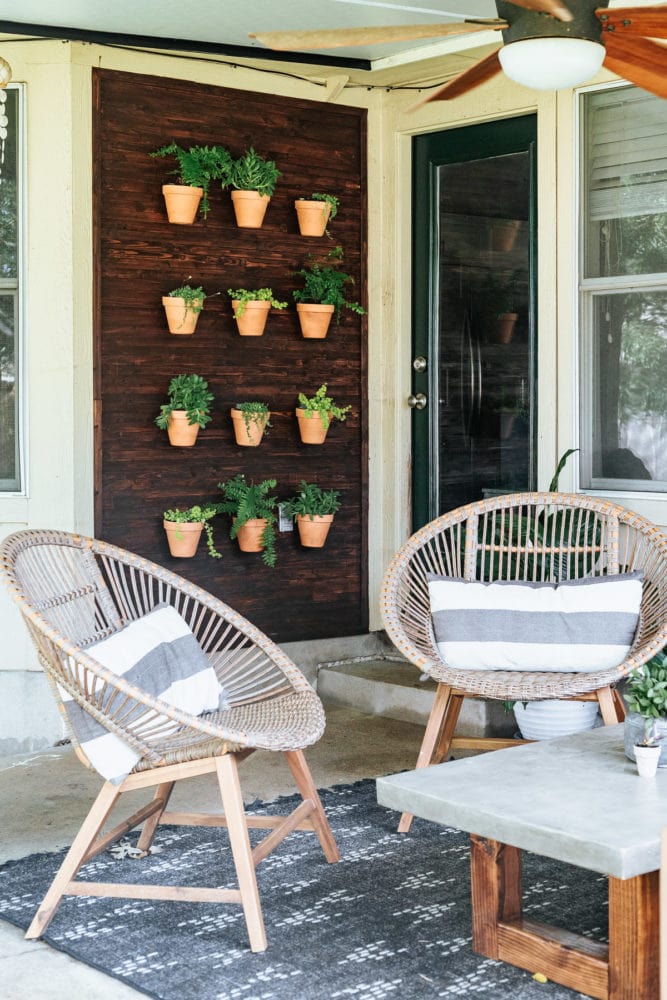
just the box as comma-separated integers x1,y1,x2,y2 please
250,1,667,105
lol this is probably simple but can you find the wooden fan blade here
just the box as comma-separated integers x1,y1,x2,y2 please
508,0,573,20
603,33,667,99
597,6,667,40
249,21,505,51
411,51,503,109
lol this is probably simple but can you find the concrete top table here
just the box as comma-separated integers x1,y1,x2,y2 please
377,725,666,1000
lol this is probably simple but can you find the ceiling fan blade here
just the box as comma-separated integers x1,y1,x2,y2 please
596,6,667,39
508,0,573,20
603,33,667,99
411,51,503,109
249,21,505,51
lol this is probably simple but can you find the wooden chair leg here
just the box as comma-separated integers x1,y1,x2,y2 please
136,781,175,855
26,779,121,940
398,683,454,834
215,753,267,953
284,749,340,863
597,685,624,725
433,693,464,764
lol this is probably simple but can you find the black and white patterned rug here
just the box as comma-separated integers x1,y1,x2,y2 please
0,780,607,1000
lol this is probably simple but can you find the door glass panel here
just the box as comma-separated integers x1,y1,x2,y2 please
436,151,534,511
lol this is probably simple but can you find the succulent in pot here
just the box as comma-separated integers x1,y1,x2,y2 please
282,480,341,548
217,474,279,567
227,288,287,336
162,283,208,335
230,401,271,447
294,192,339,238
163,504,222,559
292,245,365,338
229,148,281,228
155,374,214,447
150,142,233,222
296,383,351,444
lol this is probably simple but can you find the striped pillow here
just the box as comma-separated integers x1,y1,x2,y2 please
59,604,228,783
427,573,643,672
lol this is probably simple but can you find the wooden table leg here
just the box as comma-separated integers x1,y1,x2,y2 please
470,834,522,957
608,871,659,1000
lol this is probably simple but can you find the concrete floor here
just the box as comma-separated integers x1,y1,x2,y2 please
0,702,424,999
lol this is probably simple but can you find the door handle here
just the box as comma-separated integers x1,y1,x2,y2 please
408,393,427,410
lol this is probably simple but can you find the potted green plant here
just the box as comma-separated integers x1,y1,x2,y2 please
283,480,341,548
294,192,339,238
150,142,233,222
624,650,667,773
163,504,222,559
162,283,208,335
295,383,351,445
477,272,519,344
227,288,287,336
230,401,271,447
155,374,214,447
217,474,279,566
292,245,365,338
229,147,281,228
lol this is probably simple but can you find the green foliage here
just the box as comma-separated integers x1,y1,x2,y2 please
227,287,287,318
311,193,339,221
235,401,271,435
162,504,222,559
155,374,214,430
626,650,667,744
292,246,365,321
297,384,351,429
216,474,278,567
282,480,341,520
167,283,206,318
229,148,281,197
150,142,233,217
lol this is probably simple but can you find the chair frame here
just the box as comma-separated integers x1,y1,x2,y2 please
380,492,667,832
0,529,340,951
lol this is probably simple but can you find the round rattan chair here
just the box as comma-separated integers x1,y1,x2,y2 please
380,492,667,832
0,529,340,951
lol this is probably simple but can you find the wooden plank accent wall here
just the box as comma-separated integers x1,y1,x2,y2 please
93,69,368,643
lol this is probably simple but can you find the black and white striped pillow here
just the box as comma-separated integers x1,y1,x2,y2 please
427,572,643,672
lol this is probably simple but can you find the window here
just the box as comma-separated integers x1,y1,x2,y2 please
579,87,667,493
0,84,22,492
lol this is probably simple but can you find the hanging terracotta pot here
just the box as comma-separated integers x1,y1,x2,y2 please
493,312,518,345
491,219,522,252
296,303,335,339
230,190,271,228
162,296,203,335
161,184,203,225
235,518,268,553
230,408,270,447
232,299,271,336
294,199,330,237
163,520,203,557
166,411,200,447
296,409,331,445
296,514,334,548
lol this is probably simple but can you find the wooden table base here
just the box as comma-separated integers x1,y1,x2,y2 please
470,836,659,1000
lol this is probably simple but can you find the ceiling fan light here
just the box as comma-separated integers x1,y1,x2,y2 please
0,57,11,89
498,38,605,91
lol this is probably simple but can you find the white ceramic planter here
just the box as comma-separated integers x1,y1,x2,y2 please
634,743,661,778
513,700,599,741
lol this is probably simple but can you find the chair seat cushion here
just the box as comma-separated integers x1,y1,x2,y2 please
427,572,643,672
59,603,229,783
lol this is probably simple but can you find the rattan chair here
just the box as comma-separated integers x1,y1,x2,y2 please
381,492,667,832
0,529,340,951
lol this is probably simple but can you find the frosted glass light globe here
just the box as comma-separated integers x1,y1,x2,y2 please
499,38,606,91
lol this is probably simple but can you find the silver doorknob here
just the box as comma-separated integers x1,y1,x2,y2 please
413,356,428,373
408,393,427,410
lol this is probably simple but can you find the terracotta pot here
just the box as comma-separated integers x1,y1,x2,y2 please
296,514,334,548
161,184,203,225
230,408,270,447
232,299,271,336
296,303,335,339
491,219,522,252
296,408,331,445
294,199,331,237
166,411,200,447
493,313,518,345
235,518,267,553
163,520,203,558
162,296,202,335
230,190,270,228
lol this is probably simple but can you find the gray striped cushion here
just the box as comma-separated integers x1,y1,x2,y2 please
59,604,228,783
427,573,643,672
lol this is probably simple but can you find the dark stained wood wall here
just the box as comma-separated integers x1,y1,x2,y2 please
93,69,368,643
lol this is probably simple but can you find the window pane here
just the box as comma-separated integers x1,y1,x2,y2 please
587,290,667,491
0,87,18,280
0,291,18,487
